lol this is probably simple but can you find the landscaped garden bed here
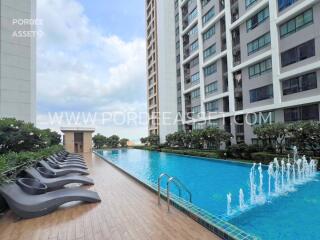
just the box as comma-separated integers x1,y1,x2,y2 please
0,118,63,212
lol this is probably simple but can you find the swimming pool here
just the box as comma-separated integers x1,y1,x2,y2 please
95,149,320,240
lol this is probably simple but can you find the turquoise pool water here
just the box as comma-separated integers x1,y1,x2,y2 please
96,149,320,239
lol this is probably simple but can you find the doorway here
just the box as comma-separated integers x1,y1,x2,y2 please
74,132,84,153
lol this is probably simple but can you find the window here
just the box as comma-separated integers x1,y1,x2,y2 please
190,57,199,67
190,40,199,53
191,72,200,85
175,13,179,23
202,7,215,25
175,27,179,36
278,0,298,12
149,87,153,96
203,44,216,59
282,72,317,95
246,0,257,8
177,69,181,77
205,100,219,112
203,25,215,41
207,119,219,128
175,0,179,8
192,105,201,115
205,81,218,95
248,58,272,78
188,8,198,23
281,39,315,67
280,9,313,38
284,104,319,122
204,63,217,76
177,97,182,104
247,32,271,55
246,7,269,31
194,122,205,130
191,88,200,99
201,0,211,8
176,54,180,63
188,25,198,37
249,84,273,103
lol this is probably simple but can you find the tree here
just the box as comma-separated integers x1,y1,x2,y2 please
253,123,288,153
107,135,120,148
166,132,185,147
190,130,203,149
202,128,233,150
148,134,160,146
92,134,108,149
165,128,232,150
140,137,147,145
120,138,129,147
288,121,320,156
40,129,61,146
0,118,60,154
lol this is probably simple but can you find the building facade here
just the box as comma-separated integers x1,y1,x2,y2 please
61,127,95,153
0,0,36,123
148,0,320,144
146,0,178,142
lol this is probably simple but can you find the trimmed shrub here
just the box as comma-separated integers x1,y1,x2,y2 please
0,145,64,184
250,152,287,165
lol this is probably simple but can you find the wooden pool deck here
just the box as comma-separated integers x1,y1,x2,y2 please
0,153,220,240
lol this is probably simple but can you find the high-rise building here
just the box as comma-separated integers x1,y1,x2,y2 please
145,0,177,142
148,0,320,144
0,0,36,123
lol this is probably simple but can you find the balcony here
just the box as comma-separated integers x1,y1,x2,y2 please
231,0,239,23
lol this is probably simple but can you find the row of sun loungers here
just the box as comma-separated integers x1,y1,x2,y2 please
0,150,101,219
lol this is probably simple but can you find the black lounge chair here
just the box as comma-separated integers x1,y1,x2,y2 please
62,153,83,159
38,160,89,176
49,156,86,165
24,168,94,190
46,159,88,170
52,155,85,163
0,183,101,219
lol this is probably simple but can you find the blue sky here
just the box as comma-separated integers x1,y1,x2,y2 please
36,0,148,141
78,0,145,41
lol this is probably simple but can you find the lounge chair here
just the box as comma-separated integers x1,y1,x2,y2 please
49,156,86,165
46,159,88,170
38,160,89,176
0,183,101,219
53,154,85,163
23,168,94,190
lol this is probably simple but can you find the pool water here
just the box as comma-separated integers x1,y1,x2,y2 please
96,149,320,239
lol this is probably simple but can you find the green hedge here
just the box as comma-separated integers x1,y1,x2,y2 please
132,145,160,151
250,152,287,165
133,146,320,167
159,148,223,158
0,145,64,184
133,146,227,159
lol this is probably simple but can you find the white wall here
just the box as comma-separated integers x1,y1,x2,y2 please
156,0,178,143
0,0,36,123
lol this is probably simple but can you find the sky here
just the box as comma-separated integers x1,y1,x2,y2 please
36,0,148,142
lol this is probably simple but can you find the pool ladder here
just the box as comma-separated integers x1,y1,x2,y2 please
157,173,192,212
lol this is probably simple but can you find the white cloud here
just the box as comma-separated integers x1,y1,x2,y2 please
36,0,148,139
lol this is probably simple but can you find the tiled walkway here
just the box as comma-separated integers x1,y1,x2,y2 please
0,153,220,240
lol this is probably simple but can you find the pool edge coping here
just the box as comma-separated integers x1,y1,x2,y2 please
94,150,259,240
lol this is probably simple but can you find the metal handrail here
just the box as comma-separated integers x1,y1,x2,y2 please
157,173,192,212
167,177,192,212
157,173,170,205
